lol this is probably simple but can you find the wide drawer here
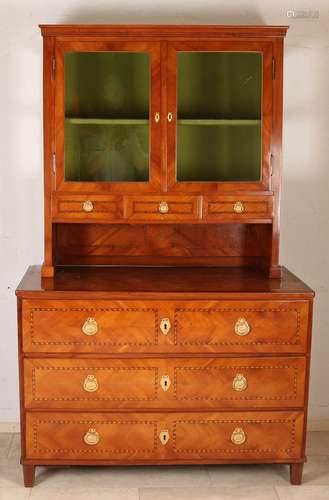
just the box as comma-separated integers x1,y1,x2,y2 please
124,195,202,221
22,299,309,354
26,410,304,461
24,357,306,410
53,194,123,220
203,195,273,221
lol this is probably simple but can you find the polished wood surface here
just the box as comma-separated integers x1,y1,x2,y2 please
17,24,313,488
53,223,273,268
39,24,288,276
24,357,306,410
17,265,314,296
21,296,309,354
26,410,303,461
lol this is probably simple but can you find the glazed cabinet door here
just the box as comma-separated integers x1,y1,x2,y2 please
54,41,161,192
167,41,273,192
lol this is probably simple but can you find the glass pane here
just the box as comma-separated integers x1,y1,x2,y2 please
64,52,150,182
176,52,262,182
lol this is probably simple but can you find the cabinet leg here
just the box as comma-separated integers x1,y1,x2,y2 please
23,464,35,487
290,463,303,485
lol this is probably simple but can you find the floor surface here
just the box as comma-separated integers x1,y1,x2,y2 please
1,431,329,499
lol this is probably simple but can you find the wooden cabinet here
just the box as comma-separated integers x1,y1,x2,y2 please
16,24,314,488
38,24,289,278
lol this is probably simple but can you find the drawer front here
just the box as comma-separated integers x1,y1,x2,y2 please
53,195,123,220
26,412,161,460
124,196,201,221
22,300,160,353
173,300,309,354
22,299,309,354
204,196,273,221
171,411,304,460
24,357,306,410
26,411,304,461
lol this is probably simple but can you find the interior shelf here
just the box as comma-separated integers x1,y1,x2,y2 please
177,119,261,126
65,118,149,125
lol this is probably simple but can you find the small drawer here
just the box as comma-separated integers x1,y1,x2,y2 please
204,195,273,221
124,196,202,221
26,410,304,461
24,357,306,410
53,195,123,220
22,299,160,353
173,300,309,354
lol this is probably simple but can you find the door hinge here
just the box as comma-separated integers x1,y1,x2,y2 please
52,153,56,175
272,58,276,80
269,153,274,189
51,56,56,80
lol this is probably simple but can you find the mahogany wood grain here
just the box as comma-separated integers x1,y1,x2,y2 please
124,195,202,221
24,356,306,410
16,265,314,297
18,25,315,488
25,410,303,461
21,297,309,355
53,223,272,267
41,36,55,278
53,194,123,220
203,195,273,221
38,24,289,274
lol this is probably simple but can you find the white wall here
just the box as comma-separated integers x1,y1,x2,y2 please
0,0,328,423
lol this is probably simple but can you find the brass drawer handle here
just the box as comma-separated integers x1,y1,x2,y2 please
83,428,100,446
160,318,171,335
82,317,98,336
234,317,250,336
83,200,94,213
231,427,246,445
167,112,173,123
160,374,171,392
232,374,248,392
159,429,170,445
155,112,160,123
159,201,169,214
233,201,245,214
83,375,99,393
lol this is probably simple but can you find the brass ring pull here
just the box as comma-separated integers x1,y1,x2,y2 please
232,373,248,392
83,200,94,213
159,429,170,445
231,427,246,445
234,317,250,336
160,374,171,392
160,318,171,335
82,317,98,336
167,112,173,123
155,112,160,123
233,201,245,214
83,375,99,393
83,428,100,446
159,201,169,214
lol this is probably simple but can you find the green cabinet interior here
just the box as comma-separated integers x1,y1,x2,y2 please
63,50,262,183
64,52,150,182
177,51,262,182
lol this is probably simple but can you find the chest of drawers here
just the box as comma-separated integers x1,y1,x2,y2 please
16,266,314,487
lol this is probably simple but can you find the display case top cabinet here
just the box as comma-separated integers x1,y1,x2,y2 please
39,25,288,277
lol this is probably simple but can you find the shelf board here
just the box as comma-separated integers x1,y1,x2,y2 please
65,118,149,125
177,119,261,126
